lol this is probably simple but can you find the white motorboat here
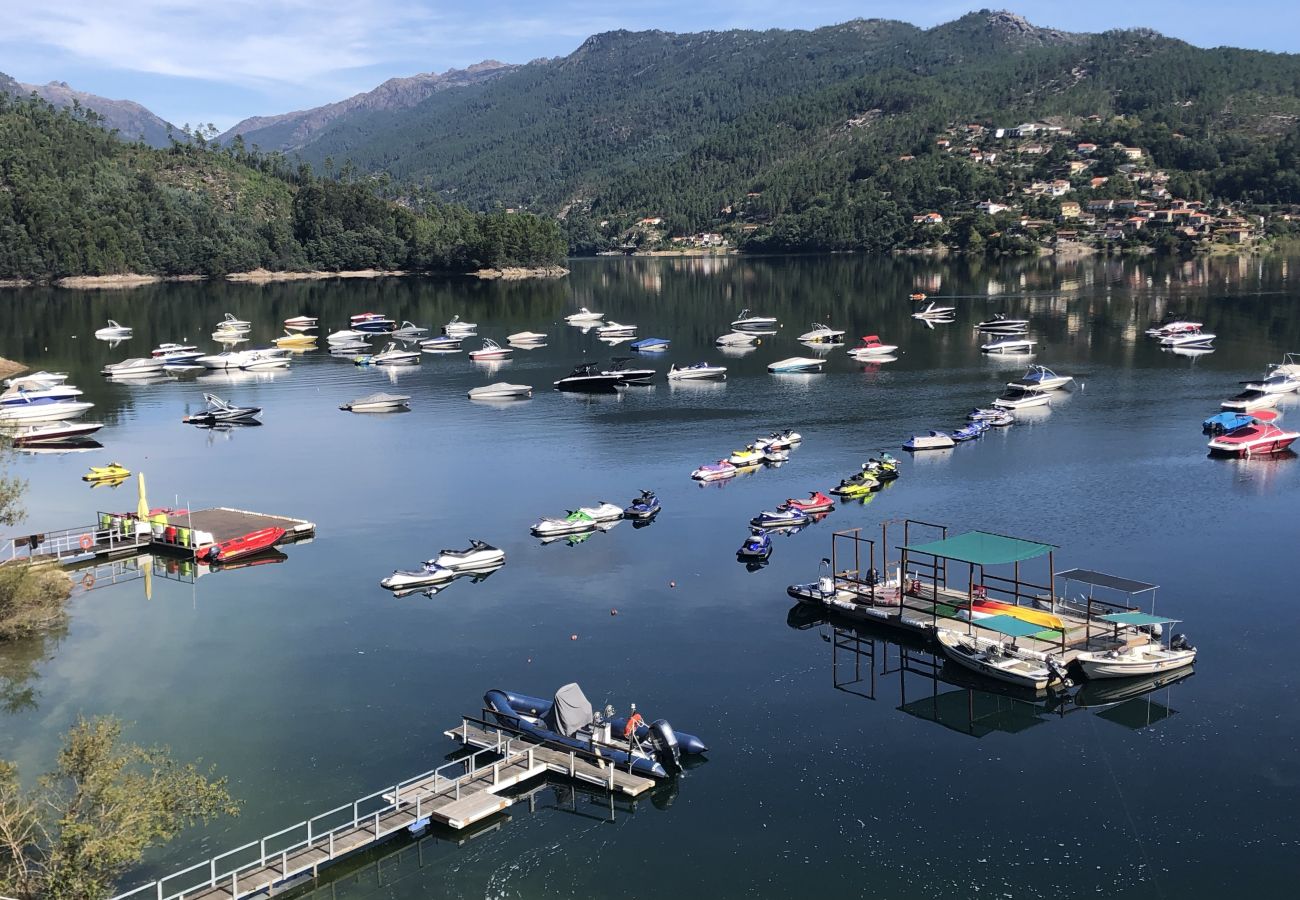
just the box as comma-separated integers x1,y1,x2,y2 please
284,315,318,332
1220,390,1279,412
578,502,624,523
975,314,1029,333
327,329,371,345
846,335,898,358
215,313,252,333
1159,330,1215,348
9,420,104,445
4,371,68,390
992,389,1051,410
1075,639,1196,680
196,351,248,370
340,392,411,412
94,320,133,340
902,431,955,451
1007,365,1073,392
469,339,512,361
1,385,84,405
101,357,165,378
239,350,291,370
392,321,429,339
911,302,955,321
1242,371,1300,395
981,337,1035,354
936,629,1061,691
0,398,95,423
731,309,779,332
564,308,604,324
434,539,506,571
420,335,463,352
1146,319,1203,337
603,359,656,385
767,357,826,373
350,313,396,333
358,343,420,366
442,315,478,336
668,362,727,380
715,332,759,346
151,343,203,364
1270,352,1300,378
508,331,548,345
182,393,262,425
797,323,846,344
597,321,637,337
468,383,533,400
380,561,455,591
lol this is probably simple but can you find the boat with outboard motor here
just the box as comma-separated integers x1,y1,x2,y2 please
1202,409,1278,434
903,431,956,451
10,420,104,446
1207,421,1299,456
798,323,846,344
847,335,898,359
783,491,835,514
981,336,1036,354
468,339,512,361
668,362,727,380
603,358,656,385
1074,634,1196,680
554,363,621,392
182,393,261,425
768,357,826,374
94,320,133,340
935,629,1067,691
690,459,738,482
629,337,670,352
731,309,779,332
485,684,706,779
737,528,773,562
1007,365,1073,392
623,490,660,520
340,392,410,412
468,383,533,400
564,308,604,324
531,509,599,537
379,560,455,590
433,539,505,572
975,314,1029,333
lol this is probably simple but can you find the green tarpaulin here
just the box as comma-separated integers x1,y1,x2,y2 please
903,530,1055,566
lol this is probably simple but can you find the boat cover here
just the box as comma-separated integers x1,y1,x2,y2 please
544,683,593,737
1099,612,1179,627
903,530,1055,566
1055,569,1158,595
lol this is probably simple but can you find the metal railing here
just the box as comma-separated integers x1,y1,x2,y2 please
109,733,534,900
4,522,150,564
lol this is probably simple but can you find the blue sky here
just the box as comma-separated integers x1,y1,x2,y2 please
3,1,1298,131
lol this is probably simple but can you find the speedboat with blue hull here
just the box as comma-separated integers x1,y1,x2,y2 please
485,684,707,779
623,490,660,520
737,528,773,561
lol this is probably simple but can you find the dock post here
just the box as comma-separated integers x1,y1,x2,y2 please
492,761,499,786
329,831,335,858
156,882,163,900
210,858,217,886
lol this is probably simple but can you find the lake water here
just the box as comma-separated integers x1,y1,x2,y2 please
2,254,1299,898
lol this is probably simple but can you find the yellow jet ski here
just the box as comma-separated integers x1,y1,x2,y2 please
83,462,131,482
829,474,877,498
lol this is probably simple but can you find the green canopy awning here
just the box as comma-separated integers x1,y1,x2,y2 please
902,530,1055,566
972,614,1044,638
1100,612,1179,627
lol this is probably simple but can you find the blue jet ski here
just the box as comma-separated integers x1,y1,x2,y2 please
951,421,988,442
485,684,706,779
737,528,772,561
623,489,661,520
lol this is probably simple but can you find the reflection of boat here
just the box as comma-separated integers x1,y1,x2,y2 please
1073,668,1194,708
912,302,955,321
468,383,533,400
976,314,1029,333
209,548,288,572
981,336,1035,354
11,420,104,445
182,393,261,425
668,362,726,380
935,629,1061,691
340,392,410,412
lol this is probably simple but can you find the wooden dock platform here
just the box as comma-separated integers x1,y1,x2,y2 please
168,507,315,544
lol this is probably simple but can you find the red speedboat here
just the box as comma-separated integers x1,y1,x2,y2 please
197,526,285,563
783,491,835,514
1207,422,1299,457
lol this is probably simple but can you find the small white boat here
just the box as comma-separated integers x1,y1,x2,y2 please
564,308,604,324
215,313,252,332
1,385,84,405
420,335,463,352
1007,365,1073,392
1220,390,1279,412
508,331,548,345
151,343,203,364
1241,371,1300,395
340,392,410,412
597,321,637,337
936,629,1060,691
0,399,95,423
1159,330,1215,348
469,339,512,361
94,320,133,340
992,389,1051,410
731,309,779,332
4,371,68,390
797,323,845,344
903,431,955,451
239,349,292,370
327,329,371,345
284,315,318,332
380,562,455,591
468,383,533,400
981,337,1036,354
715,332,759,346
668,362,727,380
911,302,955,321
102,357,165,378
9,420,104,445
392,321,429,339
366,343,421,366
1075,640,1196,680
846,335,898,358
434,539,506,571
196,351,248,370
767,357,826,373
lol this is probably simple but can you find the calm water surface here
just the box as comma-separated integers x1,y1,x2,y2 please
1,255,1299,898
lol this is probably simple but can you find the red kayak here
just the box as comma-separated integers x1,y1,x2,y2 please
198,526,285,563
783,491,835,514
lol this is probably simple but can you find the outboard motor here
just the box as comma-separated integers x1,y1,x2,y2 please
650,719,682,771
1170,633,1193,651
1045,657,1072,688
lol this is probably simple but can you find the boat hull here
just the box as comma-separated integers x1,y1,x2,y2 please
1075,649,1196,680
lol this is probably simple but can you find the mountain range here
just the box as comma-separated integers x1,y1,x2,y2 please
0,71,175,147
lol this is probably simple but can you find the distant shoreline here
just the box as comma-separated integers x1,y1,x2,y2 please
0,266,569,290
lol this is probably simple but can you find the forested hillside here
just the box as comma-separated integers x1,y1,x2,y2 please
0,94,565,280
276,10,1300,253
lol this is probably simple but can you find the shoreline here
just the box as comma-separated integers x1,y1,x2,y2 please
0,356,27,381
1,266,573,291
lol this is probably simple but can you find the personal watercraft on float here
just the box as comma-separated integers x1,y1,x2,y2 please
623,490,660,520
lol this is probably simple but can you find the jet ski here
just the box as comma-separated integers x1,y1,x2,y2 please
728,445,766,466
83,462,130,482
623,490,660,520
754,429,803,451
578,502,624,523
751,507,811,529
784,491,834,514
433,539,505,572
762,447,790,464
737,528,773,561
531,510,599,537
485,684,706,779
862,453,900,480
830,478,875,499
691,460,737,482
951,421,988,442
379,560,455,591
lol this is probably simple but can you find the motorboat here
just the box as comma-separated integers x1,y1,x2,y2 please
564,308,604,324
951,421,988,442
596,321,637,337
767,357,825,374
380,561,455,590
469,339,512,361
4,371,67,390
369,343,421,366
911,302,955,321
484,684,706,779
392,321,429,339
935,629,1066,691
751,507,811,529
1145,319,1203,337
847,335,898,358
239,349,292,370
731,309,779,332
629,337,671,352
508,331,548,345
340,392,410,412
981,336,1036,354
101,357,165,378
9,420,104,445
992,389,1051,410
903,431,956,451
1159,330,1215,348
183,393,261,425
690,460,738,482
215,313,251,333
0,398,95,423
1007,365,1073,392
603,358,656,385
669,362,727,380
1,385,84,405
1074,635,1196,680
554,363,621,392
754,429,803,452
84,462,130,482
715,332,759,347
433,539,506,572
531,509,599,537
797,323,846,344
623,490,661,520
468,383,533,400
443,315,478,335
1207,421,1299,456
909,292,928,302
1202,409,1278,434
728,445,766,466
274,331,317,348
94,320,133,340
151,343,203,364
975,314,1029,333
421,335,463,352
196,351,247,370
1220,390,1279,412
737,528,773,561
350,313,396,333
1270,352,1300,378
284,315,317,332
327,329,371,345
784,491,835,514
1242,371,1300,395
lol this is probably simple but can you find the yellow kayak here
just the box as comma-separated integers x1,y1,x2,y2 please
84,462,131,482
